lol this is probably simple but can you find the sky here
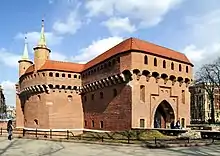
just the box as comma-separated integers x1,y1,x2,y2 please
1,0,220,106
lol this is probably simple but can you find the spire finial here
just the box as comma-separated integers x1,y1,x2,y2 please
21,33,29,60
38,18,46,47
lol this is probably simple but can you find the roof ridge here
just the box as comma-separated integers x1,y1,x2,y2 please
134,37,186,56
49,60,84,65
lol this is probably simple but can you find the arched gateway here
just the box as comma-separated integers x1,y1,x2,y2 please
154,100,175,128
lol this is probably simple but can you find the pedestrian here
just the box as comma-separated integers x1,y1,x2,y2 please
170,120,175,129
7,120,13,140
175,119,180,129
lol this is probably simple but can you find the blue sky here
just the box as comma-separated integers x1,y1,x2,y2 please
1,0,220,106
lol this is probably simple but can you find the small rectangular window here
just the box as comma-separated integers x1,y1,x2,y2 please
92,120,94,127
140,85,145,102
100,121,104,128
84,120,87,127
182,90,185,104
140,119,145,128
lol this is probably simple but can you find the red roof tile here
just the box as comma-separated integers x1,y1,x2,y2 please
24,37,193,75
39,60,84,72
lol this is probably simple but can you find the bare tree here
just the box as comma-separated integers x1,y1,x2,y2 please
195,63,216,124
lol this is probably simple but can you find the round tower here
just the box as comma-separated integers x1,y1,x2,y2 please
18,35,33,77
34,19,51,71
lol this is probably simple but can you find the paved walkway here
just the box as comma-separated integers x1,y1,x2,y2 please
0,137,220,155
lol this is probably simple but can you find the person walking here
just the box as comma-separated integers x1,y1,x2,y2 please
7,120,13,140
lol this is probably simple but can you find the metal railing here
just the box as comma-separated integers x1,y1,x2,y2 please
1,128,220,145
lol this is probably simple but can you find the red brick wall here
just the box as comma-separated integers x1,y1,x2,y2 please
47,89,83,129
83,83,132,131
23,93,49,129
82,56,122,85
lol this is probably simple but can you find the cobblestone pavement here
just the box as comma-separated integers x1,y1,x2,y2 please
0,137,220,156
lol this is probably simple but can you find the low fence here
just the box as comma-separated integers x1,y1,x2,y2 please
1,128,220,145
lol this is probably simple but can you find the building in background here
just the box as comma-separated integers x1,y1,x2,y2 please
6,105,16,119
0,85,7,119
16,20,193,133
189,83,220,124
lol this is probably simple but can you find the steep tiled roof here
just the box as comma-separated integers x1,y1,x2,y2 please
39,60,84,72
84,37,192,70
23,37,193,75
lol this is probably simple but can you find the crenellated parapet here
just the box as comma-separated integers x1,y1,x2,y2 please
131,69,192,87
81,70,132,93
80,68,192,94
47,84,81,93
18,84,50,95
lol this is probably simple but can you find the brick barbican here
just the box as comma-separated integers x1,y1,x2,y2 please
16,20,193,134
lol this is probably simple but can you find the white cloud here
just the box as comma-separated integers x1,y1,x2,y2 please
183,43,220,68
182,9,220,68
0,48,20,68
50,52,68,61
102,17,136,35
182,45,205,64
53,3,82,35
185,10,220,47
15,32,63,50
85,0,184,28
72,36,124,63
1,80,16,106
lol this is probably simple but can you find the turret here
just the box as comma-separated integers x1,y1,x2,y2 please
18,35,33,77
34,19,51,71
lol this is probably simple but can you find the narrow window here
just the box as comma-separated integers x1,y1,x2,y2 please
100,121,104,128
140,85,145,102
100,92,103,99
55,73,59,77
91,94,94,100
144,55,148,64
84,120,87,127
182,90,185,104
68,74,71,78
163,60,166,68
113,89,117,97
42,73,46,77
171,62,174,70
154,58,157,66
186,66,189,73
62,73,65,77
49,72,53,77
92,120,95,127
84,96,87,102
68,95,73,102
179,64,182,71
181,118,185,128
140,119,145,128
